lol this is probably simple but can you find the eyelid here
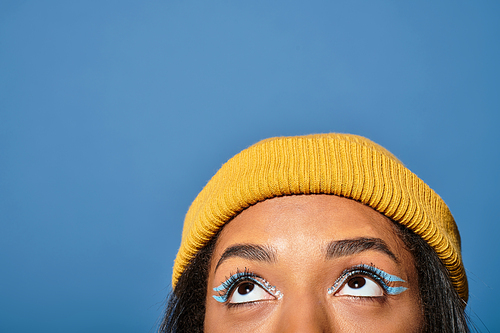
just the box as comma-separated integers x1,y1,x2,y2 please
328,264,407,296
213,270,283,303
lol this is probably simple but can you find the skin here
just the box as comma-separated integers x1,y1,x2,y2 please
204,195,424,332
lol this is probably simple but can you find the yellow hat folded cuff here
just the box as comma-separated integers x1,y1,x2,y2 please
172,133,468,302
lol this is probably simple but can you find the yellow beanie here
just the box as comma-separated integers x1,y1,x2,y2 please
172,133,468,302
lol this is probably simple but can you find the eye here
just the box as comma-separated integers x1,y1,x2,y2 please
229,281,275,304
336,275,384,297
213,270,284,304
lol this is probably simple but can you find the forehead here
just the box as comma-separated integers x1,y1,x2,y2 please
214,194,403,258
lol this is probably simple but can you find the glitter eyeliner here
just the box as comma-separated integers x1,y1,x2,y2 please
213,271,283,303
328,264,408,296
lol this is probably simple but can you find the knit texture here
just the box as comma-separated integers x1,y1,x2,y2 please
172,133,468,302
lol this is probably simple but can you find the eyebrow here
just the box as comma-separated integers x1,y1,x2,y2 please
215,237,398,272
325,237,399,263
215,244,277,271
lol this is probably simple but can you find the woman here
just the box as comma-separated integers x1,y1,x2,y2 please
160,133,469,332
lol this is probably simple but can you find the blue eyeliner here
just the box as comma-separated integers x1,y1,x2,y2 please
213,272,251,293
328,264,408,296
385,286,408,295
213,294,228,303
213,271,283,303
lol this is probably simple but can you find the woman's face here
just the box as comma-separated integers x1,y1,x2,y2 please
204,195,423,332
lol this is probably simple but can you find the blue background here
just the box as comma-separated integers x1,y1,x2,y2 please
1,1,499,332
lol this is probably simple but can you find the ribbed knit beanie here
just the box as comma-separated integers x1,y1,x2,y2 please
172,133,468,303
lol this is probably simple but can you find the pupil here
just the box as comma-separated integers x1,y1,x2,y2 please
238,282,254,295
348,277,366,289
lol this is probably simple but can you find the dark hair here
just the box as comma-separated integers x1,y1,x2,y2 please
390,221,470,333
159,222,470,333
159,232,219,333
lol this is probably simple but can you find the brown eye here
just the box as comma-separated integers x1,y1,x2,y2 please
229,280,275,304
336,275,384,297
347,276,366,289
237,282,255,295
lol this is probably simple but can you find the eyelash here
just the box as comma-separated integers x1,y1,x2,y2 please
327,264,406,297
213,268,281,306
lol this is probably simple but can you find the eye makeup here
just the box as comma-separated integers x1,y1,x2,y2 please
213,269,283,303
328,264,408,296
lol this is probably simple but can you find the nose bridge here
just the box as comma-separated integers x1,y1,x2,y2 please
276,291,333,333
